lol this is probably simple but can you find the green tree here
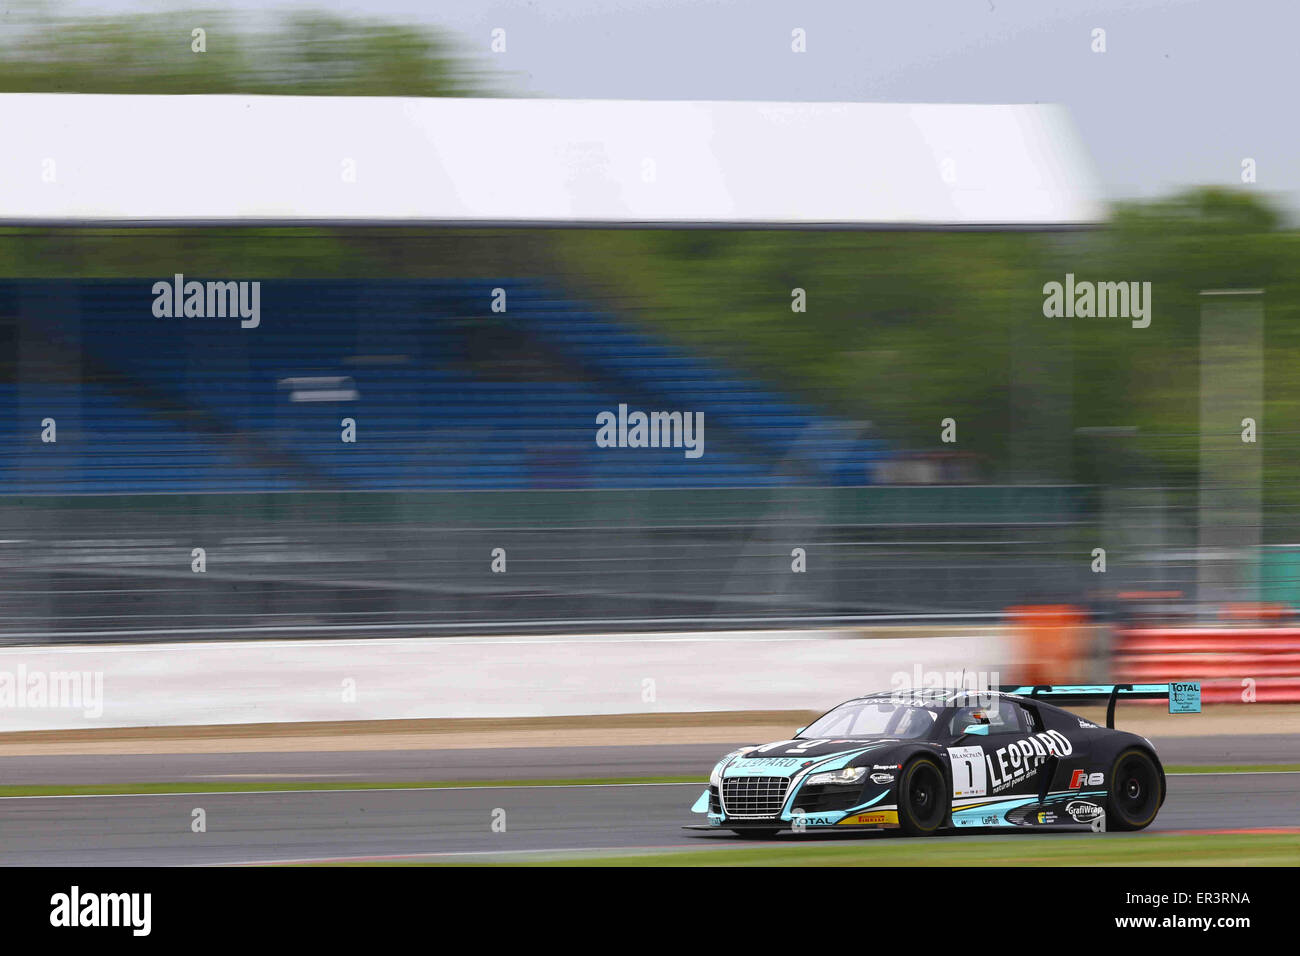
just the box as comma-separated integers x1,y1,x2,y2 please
0,3,491,96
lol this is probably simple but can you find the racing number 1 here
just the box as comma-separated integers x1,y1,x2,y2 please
946,745,988,798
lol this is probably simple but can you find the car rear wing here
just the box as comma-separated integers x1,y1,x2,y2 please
997,683,1202,729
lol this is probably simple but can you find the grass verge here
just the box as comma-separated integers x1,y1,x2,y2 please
454,833,1300,867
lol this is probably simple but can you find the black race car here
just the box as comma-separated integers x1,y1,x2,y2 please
687,682,1201,836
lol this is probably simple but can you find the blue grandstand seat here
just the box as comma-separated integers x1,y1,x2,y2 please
0,279,890,494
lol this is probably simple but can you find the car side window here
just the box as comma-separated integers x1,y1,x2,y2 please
949,699,1026,736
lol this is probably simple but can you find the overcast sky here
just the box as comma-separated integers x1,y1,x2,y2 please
50,0,1300,218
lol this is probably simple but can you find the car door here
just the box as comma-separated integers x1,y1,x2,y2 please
950,696,1043,800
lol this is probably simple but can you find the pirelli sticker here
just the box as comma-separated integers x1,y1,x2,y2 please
838,810,899,826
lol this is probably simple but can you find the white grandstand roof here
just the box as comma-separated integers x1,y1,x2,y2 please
0,94,1104,228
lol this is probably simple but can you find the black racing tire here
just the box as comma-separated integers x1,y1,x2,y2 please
1106,748,1163,831
898,756,949,836
729,828,781,838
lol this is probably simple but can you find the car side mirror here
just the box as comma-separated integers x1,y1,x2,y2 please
794,726,807,736
961,724,990,736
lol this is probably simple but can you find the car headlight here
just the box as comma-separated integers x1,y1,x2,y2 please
805,766,867,787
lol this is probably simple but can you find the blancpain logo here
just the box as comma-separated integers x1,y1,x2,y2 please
1042,273,1151,329
595,403,704,459
151,273,260,328
50,886,151,936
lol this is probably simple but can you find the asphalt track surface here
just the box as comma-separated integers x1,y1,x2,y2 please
0,737,1296,865
0,735,1296,787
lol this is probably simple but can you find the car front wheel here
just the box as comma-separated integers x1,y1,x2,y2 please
898,756,949,836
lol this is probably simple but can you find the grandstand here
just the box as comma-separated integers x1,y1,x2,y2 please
0,278,889,494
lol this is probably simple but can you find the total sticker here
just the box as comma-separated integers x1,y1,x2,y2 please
947,745,987,798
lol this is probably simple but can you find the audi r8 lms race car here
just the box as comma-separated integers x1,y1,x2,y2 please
687,682,1202,837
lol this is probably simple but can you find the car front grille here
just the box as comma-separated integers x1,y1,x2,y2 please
721,776,789,819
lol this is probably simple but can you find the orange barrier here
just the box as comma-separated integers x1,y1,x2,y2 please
1006,605,1087,685
1114,627,1300,704
1218,603,1297,622
1121,634,1300,654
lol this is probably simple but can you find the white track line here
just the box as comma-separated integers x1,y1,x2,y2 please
210,844,719,866
0,781,705,800
1168,770,1300,776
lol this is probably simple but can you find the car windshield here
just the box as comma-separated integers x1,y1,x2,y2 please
798,700,939,739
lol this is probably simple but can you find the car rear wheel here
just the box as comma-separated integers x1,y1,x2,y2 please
898,756,948,836
1107,748,1162,831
